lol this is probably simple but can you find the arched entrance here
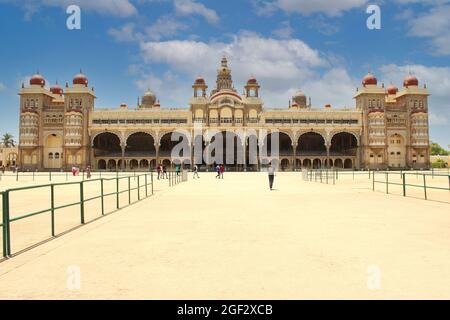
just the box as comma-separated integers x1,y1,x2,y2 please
388,134,406,168
330,132,358,156
44,134,63,169
93,132,121,157
297,132,326,156
125,132,156,157
160,132,190,165
107,159,117,170
334,159,343,168
98,159,107,170
344,159,353,169
206,131,244,169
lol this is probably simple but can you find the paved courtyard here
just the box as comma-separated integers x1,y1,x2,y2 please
0,172,449,299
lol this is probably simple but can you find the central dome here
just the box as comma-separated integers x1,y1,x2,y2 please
142,89,156,106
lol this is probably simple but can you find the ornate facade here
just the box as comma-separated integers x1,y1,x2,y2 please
18,58,430,171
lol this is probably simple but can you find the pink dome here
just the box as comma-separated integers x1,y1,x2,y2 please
403,75,418,87
73,72,88,86
30,73,45,86
362,73,377,86
387,84,398,95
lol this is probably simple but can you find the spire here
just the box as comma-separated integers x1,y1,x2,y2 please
221,56,228,68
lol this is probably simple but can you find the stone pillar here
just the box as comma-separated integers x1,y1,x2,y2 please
155,144,160,166
326,144,331,169
242,140,247,171
356,145,361,169
292,143,297,171
121,145,126,171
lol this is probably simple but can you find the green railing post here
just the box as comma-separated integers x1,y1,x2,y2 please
50,185,55,236
66,172,68,181
372,171,375,191
49,171,52,182
128,176,131,204
116,176,120,209
80,182,85,224
423,175,427,200
151,172,154,195
386,172,389,194
16,170,19,182
145,174,148,197
33,171,35,181
3,191,11,257
2,192,7,258
100,179,104,216
402,173,406,197
137,175,140,201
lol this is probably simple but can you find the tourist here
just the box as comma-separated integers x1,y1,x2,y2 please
162,165,168,179
175,164,181,176
220,164,225,179
156,164,161,180
72,166,77,176
268,163,276,190
215,164,221,179
86,166,92,179
193,164,200,179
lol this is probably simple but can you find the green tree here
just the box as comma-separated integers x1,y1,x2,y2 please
430,142,449,156
1,133,16,147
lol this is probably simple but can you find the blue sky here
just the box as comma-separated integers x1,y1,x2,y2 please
0,0,449,147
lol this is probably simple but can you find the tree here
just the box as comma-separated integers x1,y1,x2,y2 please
430,142,449,156
1,133,16,148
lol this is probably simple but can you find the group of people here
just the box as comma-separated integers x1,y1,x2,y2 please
192,163,276,190
156,164,169,180
215,164,225,179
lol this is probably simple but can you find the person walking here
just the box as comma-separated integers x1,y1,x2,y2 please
215,164,221,179
86,165,92,179
156,164,162,180
220,164,225,179
175,164,181,176
162,165,168,179
193,164,200,179
268,163,276,190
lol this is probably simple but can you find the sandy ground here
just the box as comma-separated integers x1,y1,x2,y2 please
0,172,450,299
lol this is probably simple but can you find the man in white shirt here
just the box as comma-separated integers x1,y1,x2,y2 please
268,162,276,190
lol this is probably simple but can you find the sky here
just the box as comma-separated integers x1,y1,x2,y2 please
0,0,449,147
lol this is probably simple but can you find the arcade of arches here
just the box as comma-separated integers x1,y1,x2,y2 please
92,131,360,171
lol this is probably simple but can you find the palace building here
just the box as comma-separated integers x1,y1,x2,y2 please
18,57,430,171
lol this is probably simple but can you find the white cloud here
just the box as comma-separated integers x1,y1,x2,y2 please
145,16,188,40
379,64,450,142
267,0,368,17
108,23,141,42
0,82,6,91
272,21,294,39
137,32,359,108
1,0,137,18
174,0,219,24
394,1,450,55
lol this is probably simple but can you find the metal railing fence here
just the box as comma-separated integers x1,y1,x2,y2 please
1,173,154,258
304,169,450,203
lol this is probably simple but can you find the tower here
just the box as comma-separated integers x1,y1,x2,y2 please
64,70,96,168
245,76,260,98
212,57,234,94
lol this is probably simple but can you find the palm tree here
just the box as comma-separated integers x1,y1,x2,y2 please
2,133,16,148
